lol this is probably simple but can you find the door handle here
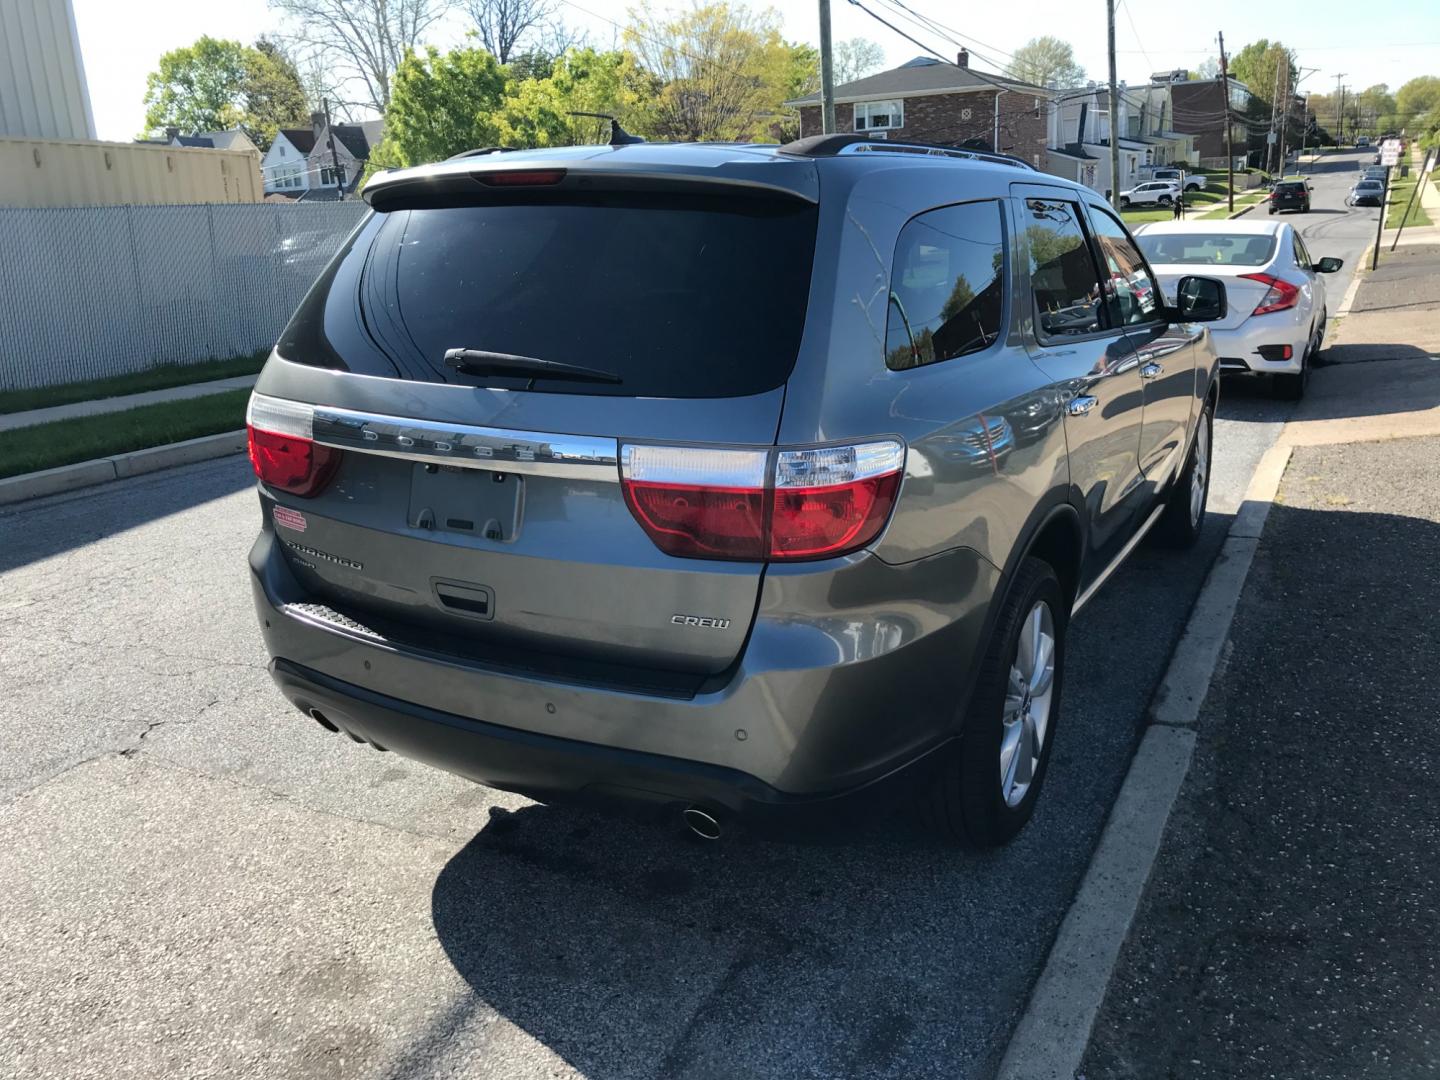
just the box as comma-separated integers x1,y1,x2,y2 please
1068,394,1098,417
1140,361,1164,380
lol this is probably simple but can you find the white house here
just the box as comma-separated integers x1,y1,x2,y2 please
1044,80,1197,197
262,126,317,195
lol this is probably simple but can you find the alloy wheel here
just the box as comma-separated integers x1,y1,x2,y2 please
1190,412,1210,526
1000,601,1056,808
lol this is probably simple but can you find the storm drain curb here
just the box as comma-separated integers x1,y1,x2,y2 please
0,430,247,507
995,443,1294,1080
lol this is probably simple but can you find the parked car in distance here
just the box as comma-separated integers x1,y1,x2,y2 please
1135,219,1342,399
1152,167,1206,192
245,135,1230,848
1356,135,1371,148
1119,180,1181,207
1268,179,1311,214
1362,165,1388,182
1348,179,1385,206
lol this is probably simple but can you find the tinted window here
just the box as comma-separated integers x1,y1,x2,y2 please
886,201,1006,370
1136,231,1278,267
1293,231,1313,270
1087,206,1162,326
278,195,817,398
1024,199,1104,338
1276,182,1306,194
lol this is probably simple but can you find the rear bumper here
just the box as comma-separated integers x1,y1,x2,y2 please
1210,311,1312,376
270,658,947,828
250,526,998,815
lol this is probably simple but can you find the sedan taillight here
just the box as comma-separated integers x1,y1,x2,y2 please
245,395,341,498
1239,273,1301,317
621,441,904,562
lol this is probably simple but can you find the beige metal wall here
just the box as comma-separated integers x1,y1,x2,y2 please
0,0,96,140
0,138,264,207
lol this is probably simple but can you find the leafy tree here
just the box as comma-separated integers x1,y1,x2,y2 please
623,3,812,142
1190,57,1220,81
143,37,252,136
1230,39,1297,112
1005,36,1085,90
1396,77,1440,124
244,38,310,149
369,45,509,168
142,36,308,148
270,0,451,113
834,37,884,87
500,48,649,147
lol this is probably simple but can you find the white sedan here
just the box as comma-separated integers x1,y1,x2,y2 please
1134,220,1343,398
1119,181,1181,208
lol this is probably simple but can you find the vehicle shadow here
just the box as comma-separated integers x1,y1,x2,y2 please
0,454,253,575
420,508,1242,1079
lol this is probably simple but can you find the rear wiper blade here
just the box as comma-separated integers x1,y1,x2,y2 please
443,348,622,384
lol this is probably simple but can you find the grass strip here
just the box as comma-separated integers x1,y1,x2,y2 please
1385,175,1433,229
0,390,249,479
0,351,266,416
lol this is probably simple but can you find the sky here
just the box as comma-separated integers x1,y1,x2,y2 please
75,0,1440,141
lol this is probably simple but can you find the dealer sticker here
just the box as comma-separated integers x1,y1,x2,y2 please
273,506,307,532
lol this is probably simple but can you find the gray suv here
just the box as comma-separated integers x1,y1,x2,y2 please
247,134,1226,846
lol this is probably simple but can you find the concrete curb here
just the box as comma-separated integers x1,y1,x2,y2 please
1336,246,1373,318
0,430,246,507
995,444,1295,1080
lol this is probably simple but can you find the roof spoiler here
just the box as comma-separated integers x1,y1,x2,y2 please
778,134,1036,171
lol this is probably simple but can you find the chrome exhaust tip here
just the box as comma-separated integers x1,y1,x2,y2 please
682,807,722,841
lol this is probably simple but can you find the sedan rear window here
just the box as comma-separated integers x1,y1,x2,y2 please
278,194,818,398
1135,232,1277,267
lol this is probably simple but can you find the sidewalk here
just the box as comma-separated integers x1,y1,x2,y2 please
1080,244,1440,1077
0,374,257,433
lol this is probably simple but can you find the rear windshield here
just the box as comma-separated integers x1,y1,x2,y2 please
1275,182,1306,194
277,194,818,397
1136,231,1277,267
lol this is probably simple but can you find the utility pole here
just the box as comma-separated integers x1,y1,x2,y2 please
323,97,343,200
1268,60,1283,174
818,0,836,135
1333,74,1346,145
1107,0,1121,209
1220,32,1233,213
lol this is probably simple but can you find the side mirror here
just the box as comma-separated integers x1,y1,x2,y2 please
1315,256,1343,273
1174,275,1227,322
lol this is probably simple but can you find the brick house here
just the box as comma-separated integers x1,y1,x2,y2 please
784,52,1052,165
1170,76,1258,168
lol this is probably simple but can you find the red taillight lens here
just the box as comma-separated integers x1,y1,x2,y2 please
245,395,340,498
621,441,905,562
1239,273,1300,316
770,475,901,558
246,426,340,497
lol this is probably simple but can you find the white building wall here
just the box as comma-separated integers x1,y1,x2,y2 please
0,0,95,140
263,134,311,194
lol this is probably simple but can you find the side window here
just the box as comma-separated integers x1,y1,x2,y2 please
886,201,1006,370
1087,205,1163,326
1023,198,1105,338
1293,231,1313,270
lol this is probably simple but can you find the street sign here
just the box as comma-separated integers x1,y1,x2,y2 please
1381,138,1402,166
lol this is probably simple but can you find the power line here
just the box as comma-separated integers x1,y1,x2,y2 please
872,0,1015,65
868,0,1009,70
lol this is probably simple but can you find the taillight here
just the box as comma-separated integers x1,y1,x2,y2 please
621,441,905,562
245,395,341,498
1239,273,1300,317
478,168,567,186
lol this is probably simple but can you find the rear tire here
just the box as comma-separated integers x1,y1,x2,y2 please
920,558,1066,848
1120,197,1131,208
1159,194,1172,206
1274,329,1315,400
1154,399,1213,548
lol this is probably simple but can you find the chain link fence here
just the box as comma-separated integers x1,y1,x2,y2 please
0,202,369,391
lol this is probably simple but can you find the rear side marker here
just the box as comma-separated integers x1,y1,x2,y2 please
621,440,905,562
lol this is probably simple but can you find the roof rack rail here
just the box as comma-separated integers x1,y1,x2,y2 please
446,146,520,160
777,133,1036,171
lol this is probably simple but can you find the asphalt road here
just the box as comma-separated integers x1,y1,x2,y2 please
0,154,1386,1080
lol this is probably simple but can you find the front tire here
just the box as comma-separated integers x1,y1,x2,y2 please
921,558,1066,848
1154,398,1212,548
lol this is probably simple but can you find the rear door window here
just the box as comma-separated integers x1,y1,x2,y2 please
278,195,818,398
885,201,1006,370
1022,198,1106,338
1086,205,1163,327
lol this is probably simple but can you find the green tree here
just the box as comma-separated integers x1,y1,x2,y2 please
1005,36,1085,89
370,45,510,169
500,48,649,147
623,3,812,142
242,37,310,149
1396,77,1440,125
143,36,253,135
1230,39,1297,112
142,35,307,149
